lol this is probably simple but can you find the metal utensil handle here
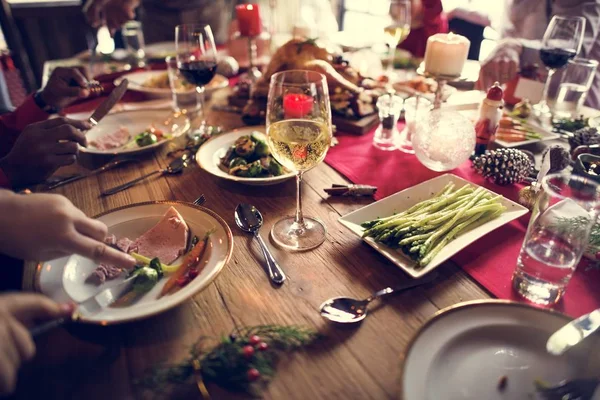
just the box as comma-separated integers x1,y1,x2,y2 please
101,170,162,196
366,273,438,303
46,174,85,190
254,233,286,284
90,158,137,177
30,317,68,338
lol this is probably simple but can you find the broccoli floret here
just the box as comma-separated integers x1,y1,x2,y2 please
132,267,158,294
135,131,158,147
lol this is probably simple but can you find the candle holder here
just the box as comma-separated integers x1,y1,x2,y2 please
246,35,262,82
416,66,462,109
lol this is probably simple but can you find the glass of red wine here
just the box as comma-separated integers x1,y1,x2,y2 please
175,24,218,135
535,15,586,117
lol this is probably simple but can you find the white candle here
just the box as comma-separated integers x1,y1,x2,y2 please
423,32,470,77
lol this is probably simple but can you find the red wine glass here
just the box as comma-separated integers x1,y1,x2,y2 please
535,15,585,117
175,24,218,134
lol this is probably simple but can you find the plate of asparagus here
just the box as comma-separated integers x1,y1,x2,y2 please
339,174,529,278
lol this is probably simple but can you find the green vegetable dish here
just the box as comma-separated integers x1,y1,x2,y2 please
220,132,286,178
361,183,506,269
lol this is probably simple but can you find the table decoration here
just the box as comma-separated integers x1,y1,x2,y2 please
235,4,263,81
135,325,320,398
541,145,570,173
323,184,377,197
473,82,503,156
412,109,475,172
471,148,533,186
373,93,403,151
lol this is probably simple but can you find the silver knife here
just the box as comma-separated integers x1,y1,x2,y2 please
45,158,138,191
30,276,135,337
88,78,129,127
546,308,600,355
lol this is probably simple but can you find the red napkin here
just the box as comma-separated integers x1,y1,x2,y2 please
325,125,600,318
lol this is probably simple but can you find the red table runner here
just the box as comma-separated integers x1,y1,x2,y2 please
324,126,600,318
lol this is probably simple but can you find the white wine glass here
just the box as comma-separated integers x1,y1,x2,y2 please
266,70,332,251
534,15,586,117
384,0,411,73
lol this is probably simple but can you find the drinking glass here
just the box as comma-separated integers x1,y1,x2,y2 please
266,70,332,250
122,21,147,68
384,0,411,72
175,24,217,135
373,94,403,151
166,56,200,116
512,172,600,305
398,96,431,154
535,15,586,117
553,58,598,118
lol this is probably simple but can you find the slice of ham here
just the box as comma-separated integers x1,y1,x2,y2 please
91,263,123,284
131,207,189,264
89,126,130,150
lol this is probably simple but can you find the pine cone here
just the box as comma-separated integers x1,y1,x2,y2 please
542,145,571,173
471,148,533,186
568,127,600,151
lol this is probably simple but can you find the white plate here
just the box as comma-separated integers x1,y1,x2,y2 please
402,300,600,400
196,128,296,186
115,70,229,99
455,107,561,148
34,202,233,324
68,109,190,155
338,174,529,278
144,41,176,60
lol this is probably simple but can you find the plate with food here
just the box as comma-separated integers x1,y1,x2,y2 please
338,174,528,278
196,128,295,186
33,202,233,324
392,76,457,102
115,70,229,99
401,300,600,400
67,109,190,155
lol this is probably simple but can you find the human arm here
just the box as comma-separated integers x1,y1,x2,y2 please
83,0,140,33
0,190,136,268
0,293,74,395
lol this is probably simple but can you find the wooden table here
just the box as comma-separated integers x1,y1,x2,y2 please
16,88,495,400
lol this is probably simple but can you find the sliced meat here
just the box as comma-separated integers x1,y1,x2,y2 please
131,206,189,264
89,126,130,150
104,234,117,246
116,237,135,253
91,263,123,284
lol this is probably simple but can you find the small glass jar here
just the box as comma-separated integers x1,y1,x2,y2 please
374,94,403,151
398,96,431,154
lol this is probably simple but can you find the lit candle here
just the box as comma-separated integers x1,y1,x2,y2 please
236,4,262,37
423,32,470,77
283,93,313,118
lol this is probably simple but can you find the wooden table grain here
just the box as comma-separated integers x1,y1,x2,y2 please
16,89,492,400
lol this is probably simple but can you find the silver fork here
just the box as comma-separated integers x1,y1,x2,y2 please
193,194,206,206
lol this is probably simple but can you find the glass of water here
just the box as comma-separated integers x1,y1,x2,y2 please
166,56,202,134
553,58,598,118
512,172,600,305
122,21,147,68
398,96,431,154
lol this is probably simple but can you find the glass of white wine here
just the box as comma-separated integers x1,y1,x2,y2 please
384,0,411,73
266,70,332,251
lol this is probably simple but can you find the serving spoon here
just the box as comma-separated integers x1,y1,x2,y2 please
234,203,286,285
319,273,438,323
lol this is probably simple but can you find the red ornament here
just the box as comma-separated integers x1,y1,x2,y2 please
257,342,268,351
247,368,261,381
249,335,261,345
243,345,255,359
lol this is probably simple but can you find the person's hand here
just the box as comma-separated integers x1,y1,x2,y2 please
0,191,137,268
40,67,91,110
476,39,523,91
0,118,91,187
83,0,139,35
0,293,73,395
83,0,109,28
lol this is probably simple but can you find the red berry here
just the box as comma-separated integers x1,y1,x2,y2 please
247,368,261,381
249,335,261,345
257,342,268,351
242,345,255,359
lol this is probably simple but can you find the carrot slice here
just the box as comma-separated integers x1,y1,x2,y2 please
159,231,212,297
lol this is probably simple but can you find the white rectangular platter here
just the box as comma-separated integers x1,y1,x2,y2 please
338,174,529,278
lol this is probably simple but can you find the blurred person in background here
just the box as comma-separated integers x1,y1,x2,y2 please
399,0,448,58
476,0,600,108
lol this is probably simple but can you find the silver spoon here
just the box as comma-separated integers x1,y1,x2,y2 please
319,273,438,323
234,203,286,285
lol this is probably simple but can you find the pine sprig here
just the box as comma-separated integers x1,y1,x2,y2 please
135,325,320,398
550,216,600,256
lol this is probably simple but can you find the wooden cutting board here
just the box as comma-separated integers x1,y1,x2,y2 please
332,114,379,135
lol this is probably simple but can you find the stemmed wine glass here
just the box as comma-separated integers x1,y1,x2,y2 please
266,71,332,251
535,15,586,117
175,24,218,133
384,0,411,73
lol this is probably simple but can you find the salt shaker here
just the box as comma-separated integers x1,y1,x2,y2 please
373,94,403,151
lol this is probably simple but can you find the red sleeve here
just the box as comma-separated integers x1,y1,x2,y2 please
398,0,448,57
0,94,49,159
